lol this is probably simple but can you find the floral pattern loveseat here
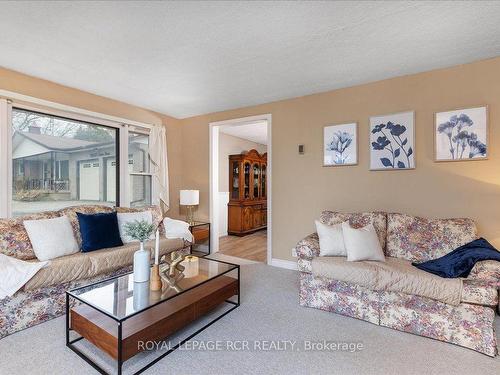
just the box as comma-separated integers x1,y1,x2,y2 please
295,211,499,356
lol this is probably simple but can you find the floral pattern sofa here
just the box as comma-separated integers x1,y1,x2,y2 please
0,205,191,339
295,211,499,357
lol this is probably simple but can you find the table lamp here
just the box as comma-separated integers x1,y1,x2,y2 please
180,189,199,225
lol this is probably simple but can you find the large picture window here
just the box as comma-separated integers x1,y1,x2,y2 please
11,108,119,217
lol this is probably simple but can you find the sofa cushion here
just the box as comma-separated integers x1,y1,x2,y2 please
24,216,79,261
320,211,387,250
0,211,60,260
59,205,114,246
386,213,477,262
315,220,346,256
342,222,385,262
464,260,500,306
23,251,92,291
412,237,500,278
312,256,378,286
23,237,185,291
86,237,184,276
77,211,123,252
467,260,500,286
115,206,165,234
461,279,498,306
117,211,154,243
312,256,462,305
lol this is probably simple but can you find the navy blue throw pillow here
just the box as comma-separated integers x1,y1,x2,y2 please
77,211,123,252
412,237,500,278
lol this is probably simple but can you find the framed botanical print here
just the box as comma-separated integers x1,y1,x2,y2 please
370,111,415,170
323,122,357,166
435,106,488,162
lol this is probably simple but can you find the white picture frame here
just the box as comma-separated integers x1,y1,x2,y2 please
369,111,415,170
323,122,358,167
434,106,488,162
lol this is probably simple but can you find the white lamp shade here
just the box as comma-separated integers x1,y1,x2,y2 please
180,190,199,205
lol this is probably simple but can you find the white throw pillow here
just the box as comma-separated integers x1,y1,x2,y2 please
117,211,154,243
315,220,346,256
0,254,48,298
163,217,194,242
23,216,79,261
342,222,385,262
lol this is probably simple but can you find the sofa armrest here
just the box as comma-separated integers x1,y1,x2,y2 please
467,260,500,289
468,260,500,314
295,233,320,259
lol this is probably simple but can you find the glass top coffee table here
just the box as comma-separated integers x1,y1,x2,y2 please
66,257,240,375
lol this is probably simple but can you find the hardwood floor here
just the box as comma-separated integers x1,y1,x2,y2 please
218,230,267,262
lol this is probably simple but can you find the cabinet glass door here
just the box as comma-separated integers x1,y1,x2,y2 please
253,163,260,199
244,162,251,199
231,161,239,200
261,164,266,199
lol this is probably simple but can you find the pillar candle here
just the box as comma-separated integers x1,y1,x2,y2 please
155,229,160,264
183,256,199,278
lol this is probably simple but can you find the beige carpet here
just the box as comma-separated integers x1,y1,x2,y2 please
0,263,498,375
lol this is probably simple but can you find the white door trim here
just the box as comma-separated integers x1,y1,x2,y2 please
209,114,272,265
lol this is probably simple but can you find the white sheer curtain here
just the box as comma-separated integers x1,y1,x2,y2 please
149,125,169,211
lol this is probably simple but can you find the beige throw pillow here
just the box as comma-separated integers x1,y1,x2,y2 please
315,220,346,256
342,222,385,262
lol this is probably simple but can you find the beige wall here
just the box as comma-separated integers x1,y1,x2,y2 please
219,132,267,192
3,57,500,262
0,67,184,218
180,57,500,261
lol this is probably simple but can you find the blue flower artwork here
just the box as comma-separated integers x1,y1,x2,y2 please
435,107,488,161
370,111,415,170
323,123,357,166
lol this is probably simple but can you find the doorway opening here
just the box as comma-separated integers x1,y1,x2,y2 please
209,114,271,264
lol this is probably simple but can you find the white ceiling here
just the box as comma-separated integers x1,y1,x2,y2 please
220,121,268,145
0,1,500,119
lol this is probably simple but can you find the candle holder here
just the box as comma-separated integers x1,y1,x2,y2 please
150,263,163,291
159,257,185,293
149,197,170,292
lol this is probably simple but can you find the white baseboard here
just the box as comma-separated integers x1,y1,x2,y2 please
270,258,297,270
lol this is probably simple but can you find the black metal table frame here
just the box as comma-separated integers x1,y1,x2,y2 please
66,260,240,375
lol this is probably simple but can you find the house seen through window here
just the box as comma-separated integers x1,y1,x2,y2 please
11,109,152,217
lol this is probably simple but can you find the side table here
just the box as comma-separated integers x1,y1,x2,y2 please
189,221,210,256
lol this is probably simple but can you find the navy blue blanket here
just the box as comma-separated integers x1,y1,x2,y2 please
412,238,500,278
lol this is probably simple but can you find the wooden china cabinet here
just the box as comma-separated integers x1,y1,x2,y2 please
228,149,267,236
